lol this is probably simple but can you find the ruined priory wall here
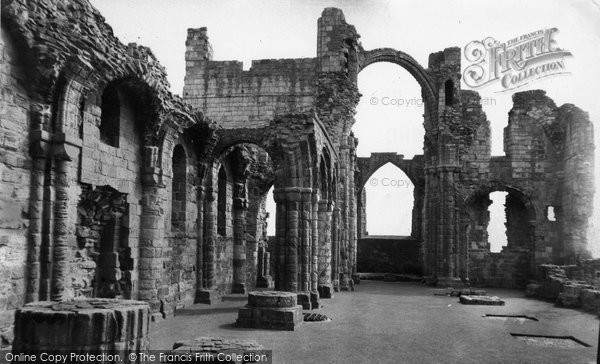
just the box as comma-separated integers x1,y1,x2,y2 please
163,138,199,310
558,104,595,261
461,90,594,287
184,57,317,129
0,26,32,347
74,87,144,300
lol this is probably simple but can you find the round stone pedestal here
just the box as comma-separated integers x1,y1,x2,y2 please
12,299,150,361
236,291,303,331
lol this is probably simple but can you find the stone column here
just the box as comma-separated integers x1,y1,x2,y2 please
197,186,218,303
273,189,286,291
423,165,462,287
195,185,205,300
285,188,300,293
338,146,351,291
348,140,358,284
256,242,273,288
26,104,52,303
232,182,248,294
332,206,341,292
272,187,316,308
139,146,167,318
300,189,311,293
49,133,81,302
50,159,70,301
26,156,45,303
318,199,334,298
310,190,320,308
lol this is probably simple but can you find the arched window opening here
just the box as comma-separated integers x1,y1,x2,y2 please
99,84,120,147
320,159,328,201
353,63,425,159
217,166,228,236
547,206,557,221
171,145,187,232
444,79,454,106
265,185,276,237
364,163,414,236
488,192,508,253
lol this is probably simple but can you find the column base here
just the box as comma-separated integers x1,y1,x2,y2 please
256,275,274,289
310,290,320,309
351,273,361,285
232,283,247,294
296,291,312,310
196,289,221,304
236,291,303,330
340,276,354,291
318,284,334,299
333,280,340,292
237,305,303,330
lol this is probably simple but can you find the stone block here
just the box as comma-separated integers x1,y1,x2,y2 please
237,291,303,330
236,306,303,331
196,290,221,305
296,291,312,310
580,289,600,313
459,295,505,305
171,336,265,363
317,284,334,299
525,283,540,297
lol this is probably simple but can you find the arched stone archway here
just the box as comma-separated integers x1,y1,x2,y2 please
462,183,539,288
358,48,438,126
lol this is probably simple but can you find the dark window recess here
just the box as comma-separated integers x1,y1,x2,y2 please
444,79,454,106
217,166,228,236
171,145,187,232
99,85,120,147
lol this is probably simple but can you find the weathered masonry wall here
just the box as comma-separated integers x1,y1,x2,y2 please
0,0,222,336
459,90,595,288
0,0,596,348
357,236,422,275
184,28,317,129
0,26,32,348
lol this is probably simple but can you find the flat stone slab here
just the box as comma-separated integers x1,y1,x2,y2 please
459,295,505,306
173,336,263,352
171,337,266,363
248,291,297,308
434,288,487,297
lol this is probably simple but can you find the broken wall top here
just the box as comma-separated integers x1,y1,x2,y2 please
1,0,197,129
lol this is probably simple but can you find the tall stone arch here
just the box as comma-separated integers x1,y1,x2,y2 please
358,48,438,127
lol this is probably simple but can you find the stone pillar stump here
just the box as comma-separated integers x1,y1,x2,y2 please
12,299,150,361
236,291,302,331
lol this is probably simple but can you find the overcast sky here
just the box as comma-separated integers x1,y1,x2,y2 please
90,0,600,254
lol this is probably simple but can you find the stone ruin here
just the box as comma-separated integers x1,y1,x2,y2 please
0,0,596,350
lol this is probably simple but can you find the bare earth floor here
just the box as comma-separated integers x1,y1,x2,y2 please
150,281,599,363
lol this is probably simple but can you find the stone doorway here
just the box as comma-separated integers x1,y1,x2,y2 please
75,185,131,298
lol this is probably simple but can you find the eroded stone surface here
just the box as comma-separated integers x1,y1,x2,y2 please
0,0,596,345
459,295,505,306
237,291,303,330
12,299,150,352
247,291,297,309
